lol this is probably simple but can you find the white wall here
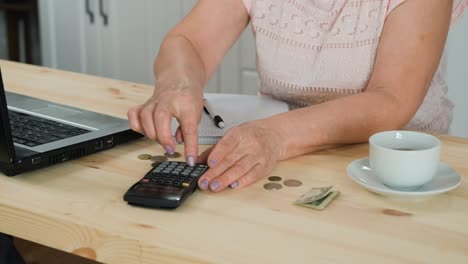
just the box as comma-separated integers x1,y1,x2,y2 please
0,12,7,59
447,14,468,138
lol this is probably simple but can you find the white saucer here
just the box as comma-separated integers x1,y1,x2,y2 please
347,157,462,197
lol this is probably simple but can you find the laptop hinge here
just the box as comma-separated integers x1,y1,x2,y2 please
0,67,16,163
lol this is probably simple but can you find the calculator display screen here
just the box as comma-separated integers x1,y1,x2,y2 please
135,185,184,196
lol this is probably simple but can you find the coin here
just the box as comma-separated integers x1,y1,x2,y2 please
284,179,303,187
263,183,282,190
164,151,182,159
151,155,168,163
138,154,152,160
268,176,282,182
151,162,158,167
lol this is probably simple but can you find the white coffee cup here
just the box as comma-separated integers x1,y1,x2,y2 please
369,130,441,190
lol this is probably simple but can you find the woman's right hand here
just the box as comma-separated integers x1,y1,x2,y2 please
127,77,204,166
127,0,250,166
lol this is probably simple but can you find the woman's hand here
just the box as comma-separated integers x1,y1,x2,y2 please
127,0,250,166
127,78,204,166
197,120,285,192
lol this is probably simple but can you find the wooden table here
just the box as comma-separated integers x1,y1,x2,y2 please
0,60,467,264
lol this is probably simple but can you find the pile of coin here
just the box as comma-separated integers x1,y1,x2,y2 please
284,179,302,187
164,152,182,159
268,176,282,182
263,182,283,190
263,175,339,210
137,154,152,160
263,176,303,190
138,151,183,165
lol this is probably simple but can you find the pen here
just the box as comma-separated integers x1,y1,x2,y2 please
203,99,225,129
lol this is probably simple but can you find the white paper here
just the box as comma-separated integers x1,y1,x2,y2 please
171,93,289,144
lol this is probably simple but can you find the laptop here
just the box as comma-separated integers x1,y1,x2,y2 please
0,67,142,176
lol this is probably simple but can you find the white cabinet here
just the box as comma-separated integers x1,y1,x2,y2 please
39,0,174,83
39,0,259,94
39,0,99,74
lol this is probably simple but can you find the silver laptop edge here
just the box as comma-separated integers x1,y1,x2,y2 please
6,91,132,153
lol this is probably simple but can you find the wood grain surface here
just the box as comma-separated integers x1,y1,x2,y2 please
0,60,467,264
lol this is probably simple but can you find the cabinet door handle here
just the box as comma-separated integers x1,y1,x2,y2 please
85,0,95,24
99,0,109,26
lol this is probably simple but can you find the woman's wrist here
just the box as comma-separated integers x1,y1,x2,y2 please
154,73,204,94
255,117,290,161
262,110,329,160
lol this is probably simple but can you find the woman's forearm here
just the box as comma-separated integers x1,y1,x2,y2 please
153,34,208,91
258,0,451,161
266,90,411,160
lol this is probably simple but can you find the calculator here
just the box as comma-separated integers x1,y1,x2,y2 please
124,161,209,209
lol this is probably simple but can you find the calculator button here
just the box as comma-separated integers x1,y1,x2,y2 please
181,182,190,187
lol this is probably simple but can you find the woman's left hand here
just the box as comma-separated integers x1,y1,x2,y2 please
196,120,285,192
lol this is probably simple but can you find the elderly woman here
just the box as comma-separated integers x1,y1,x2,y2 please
129,0,467,193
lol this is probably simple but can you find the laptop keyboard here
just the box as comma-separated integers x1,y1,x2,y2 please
8,111,90,147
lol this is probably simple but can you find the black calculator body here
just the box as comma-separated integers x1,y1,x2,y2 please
124,161,209,209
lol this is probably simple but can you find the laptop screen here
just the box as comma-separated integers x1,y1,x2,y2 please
0,67,16,163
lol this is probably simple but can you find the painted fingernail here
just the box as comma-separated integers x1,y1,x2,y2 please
187,155,196,167
230,181,239,189
164,146,174,155
210,181,221,191
209,159,217,166
200,179,209,190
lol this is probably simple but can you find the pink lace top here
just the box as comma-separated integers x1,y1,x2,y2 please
242,0,468,133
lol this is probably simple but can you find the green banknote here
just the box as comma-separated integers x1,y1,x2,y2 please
295,191,340,210
293,186,333,204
